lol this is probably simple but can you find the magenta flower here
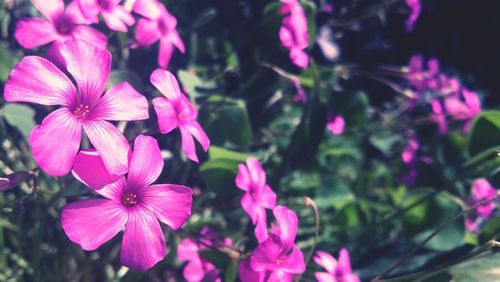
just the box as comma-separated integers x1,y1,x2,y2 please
150,69,210,163
444,89,481,132
14,0,106,49
465,179,498,232
77,0,135,32
133,0,185,68
62,135,193,270
430,100,448,135
236,158,277,242
4,40,149,176
327,114,345,136
279,0,309,68
178,227,232,282
401,139,419,165
245,206,305,281
314,249,360,282
405,0,421,32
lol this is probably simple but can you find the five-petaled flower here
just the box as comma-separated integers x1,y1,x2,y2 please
133,0,185,68
4,39,149,176
77,0,135,32
150,69,210,163
62,135,193,270
15,0,107,49
236,158,277,242
240,206,305,282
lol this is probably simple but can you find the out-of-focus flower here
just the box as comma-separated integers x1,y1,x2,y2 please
63,135,193,270
243,206,305,282
178,227,232,282
0,172,31,192
150,69,210,163
4,40,148,176
401,139,419,165
327,114,345,136
405,0,421,32
133,0,185,68
292,77,308,104
316,26,340,61
465,179,497,232
14,0,106,49
279,0,309,68
430,100,448,135
236,158,277,242
314,249,360,282
77,0,135,32
444,89,481,132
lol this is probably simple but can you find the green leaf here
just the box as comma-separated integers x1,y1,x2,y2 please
199,250,228,270
0,44,14,82
302,0,317,47
177,69,216,98
467,111,500,158
449,253,500,281
198,96,253,147
314,177,355,209
107,69,144,91
401,189,465,251
0,104,36,137
208,146,251,162
369,131,401,155
200,159,239,200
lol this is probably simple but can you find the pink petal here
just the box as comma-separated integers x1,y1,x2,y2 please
246,158,267,192
235,163,251,191
314,251,337,273
241,192,260,224
95,176,128,201
177,238,199,262
152,97,179,134
273,206,298,252
94,82,149,121
239,259,266,282
135,18,161,46
4,56,76,106
76,0,101,21
268,271,293,282
257,185,277,209
66,0,96,25
32,0,64,21
127,135,163,188
279,26,294,49
338,248,353,273
29,108,82,176
61,199,127,250
102,8,134,32
290,48,309,68
315,272,334,282
150,68,182,101
255,214,269,244
132,0,162,19
183,259,207,282
250,235,281,272
52,39,111,106
141,184,193,230
71,149,121,190
168,31,185,53
180,126,199,162
185,121,210,152
83,120,129,175
70,25,108,49
158,37,174,69
278,245,305,274
14,18,59,49
120,207,166,270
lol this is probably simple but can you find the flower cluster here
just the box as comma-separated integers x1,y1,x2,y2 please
406,55,481,134
465,179,498,232
279,0,310,68
3,37,209,269
14,0,183,69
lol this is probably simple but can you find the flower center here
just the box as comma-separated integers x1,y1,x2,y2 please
276,259,282,265
158,18,171,35
72,104,90,120
121,192,138,207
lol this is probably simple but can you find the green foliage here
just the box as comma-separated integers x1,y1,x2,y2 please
0,104,35,137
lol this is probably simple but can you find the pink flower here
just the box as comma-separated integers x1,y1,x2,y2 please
77,0,135,32
430,100,448,135
133,0,185,68
62,135,193,270
327,114,345,136
236,158,277,243
14,0,106,49
243,206,305,282
444,89,481,132
465,179,498,232
4,39,149,176
178,227,232,282
279,0,309,68
150,69,210,163
405,0,421,32
314,249,360,282
401,139,419,165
